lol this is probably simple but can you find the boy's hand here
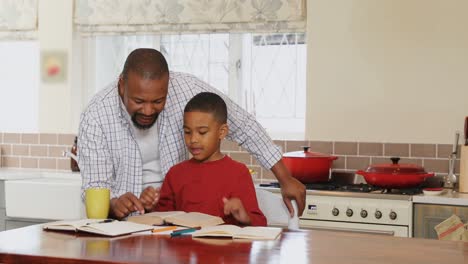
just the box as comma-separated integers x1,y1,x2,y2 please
222,197,251,225
110,192,145,220
139,186,160,212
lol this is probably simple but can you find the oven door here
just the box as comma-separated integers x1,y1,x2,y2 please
300,219,409,237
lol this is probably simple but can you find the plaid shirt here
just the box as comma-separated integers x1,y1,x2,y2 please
78,72,282,200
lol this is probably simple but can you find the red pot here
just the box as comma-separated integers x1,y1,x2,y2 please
282,147,338,183
356,157,434,188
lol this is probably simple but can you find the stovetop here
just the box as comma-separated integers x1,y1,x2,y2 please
259,182,423,195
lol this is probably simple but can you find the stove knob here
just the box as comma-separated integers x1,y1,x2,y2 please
346,208,353,217
360,209,368,218
332,207,339,216
389,211,397,220
375,210,382,219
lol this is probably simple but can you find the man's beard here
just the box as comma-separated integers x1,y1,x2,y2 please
131,113,158,130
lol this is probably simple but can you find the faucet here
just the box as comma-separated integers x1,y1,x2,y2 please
63,150,78,162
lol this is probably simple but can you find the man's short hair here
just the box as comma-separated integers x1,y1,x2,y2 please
184,92,227,124
121,48,169,80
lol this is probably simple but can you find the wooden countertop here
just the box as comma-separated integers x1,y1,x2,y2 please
0,224,467,264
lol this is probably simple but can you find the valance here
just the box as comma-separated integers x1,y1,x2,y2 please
0,0,37,40
74,0,306,35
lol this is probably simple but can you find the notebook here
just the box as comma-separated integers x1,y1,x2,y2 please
191,225,282,240
127,211,224,228
42,219,154,237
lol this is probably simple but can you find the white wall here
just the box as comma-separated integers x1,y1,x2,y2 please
38,0,74,133
305,0,468,144
0,41,39,132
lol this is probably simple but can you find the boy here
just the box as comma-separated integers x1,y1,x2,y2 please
142,92,266,226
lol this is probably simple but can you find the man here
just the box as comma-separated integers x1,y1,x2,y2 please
78,48,305,220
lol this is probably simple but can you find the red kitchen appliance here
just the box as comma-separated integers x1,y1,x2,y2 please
356,157,434,188
282,147,338,183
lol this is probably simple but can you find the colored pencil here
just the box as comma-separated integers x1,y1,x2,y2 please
151,226,178,233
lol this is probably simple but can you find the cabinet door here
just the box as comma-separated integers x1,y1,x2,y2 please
5,219,49,230
413,204,468,239
0,208,6,231
0,180,5,209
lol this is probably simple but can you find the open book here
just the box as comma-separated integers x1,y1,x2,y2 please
127,211,224,228
42,219,153,237
192,225,282,240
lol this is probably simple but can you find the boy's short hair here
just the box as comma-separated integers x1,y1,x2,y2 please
184,92,227,124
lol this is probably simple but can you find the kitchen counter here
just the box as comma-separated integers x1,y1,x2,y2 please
0,224,467,264
413,189,468,206
0,168,79,180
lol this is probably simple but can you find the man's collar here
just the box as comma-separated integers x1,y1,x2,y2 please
117,86,132,126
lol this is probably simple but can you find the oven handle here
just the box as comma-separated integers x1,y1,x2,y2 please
305,225,395,236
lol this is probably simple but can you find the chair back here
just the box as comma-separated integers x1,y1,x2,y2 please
255,188,299,229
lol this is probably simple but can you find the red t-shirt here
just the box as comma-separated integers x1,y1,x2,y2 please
156,156,266,226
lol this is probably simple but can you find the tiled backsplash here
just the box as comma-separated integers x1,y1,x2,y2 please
0,133,75,170
0,133,459,182
222,140,459,182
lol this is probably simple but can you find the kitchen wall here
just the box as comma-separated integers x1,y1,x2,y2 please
0,133,75,170
0,133,457,182
306,0,468,144
1,1,467,179
5,0,468,143
38,0,77,133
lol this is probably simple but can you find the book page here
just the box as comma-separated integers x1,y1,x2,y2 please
192,225,241,238
127,211,185,226
149,211,186,218
164,212,224,228
77,221,153,237
233,227,282,240
42,219,104,231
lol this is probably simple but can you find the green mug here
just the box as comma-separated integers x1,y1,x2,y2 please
85,188,110,219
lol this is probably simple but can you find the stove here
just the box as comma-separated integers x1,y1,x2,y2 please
259,182,423,195
258,181,414,237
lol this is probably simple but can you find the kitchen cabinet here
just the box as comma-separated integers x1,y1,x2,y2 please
0,179,51,231
0,169,81,231
0,181,5,231
4,218,50,230
413,190,468,239
413,203,468,239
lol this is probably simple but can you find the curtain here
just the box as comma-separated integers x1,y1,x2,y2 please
0,0,37,40
74,0,306,35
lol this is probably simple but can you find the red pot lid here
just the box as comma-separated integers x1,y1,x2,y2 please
365,157,427,174
283,146,335,159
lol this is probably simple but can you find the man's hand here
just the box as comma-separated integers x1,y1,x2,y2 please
271,161,306,217
110,192,145,220
223,197,251,225
279,176,306,217
139,186,160,212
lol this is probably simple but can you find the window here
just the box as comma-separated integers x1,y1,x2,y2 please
0,41,39,132
80,33,306,139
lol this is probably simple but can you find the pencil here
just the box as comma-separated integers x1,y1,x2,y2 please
151,226,178,233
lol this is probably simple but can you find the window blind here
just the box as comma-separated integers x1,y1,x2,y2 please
74,0,306,35
0,0,37,40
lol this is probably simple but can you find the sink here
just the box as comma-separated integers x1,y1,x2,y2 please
5,173,84,220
